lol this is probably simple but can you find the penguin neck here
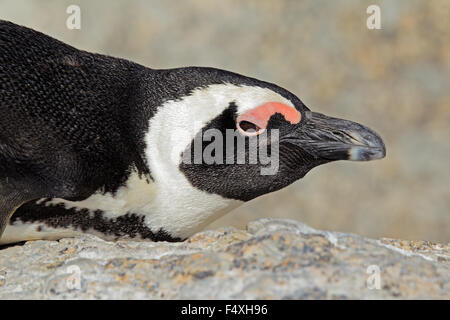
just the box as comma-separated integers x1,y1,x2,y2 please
124,68,243,239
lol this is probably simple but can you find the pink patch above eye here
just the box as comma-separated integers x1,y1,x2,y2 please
236,102,301,132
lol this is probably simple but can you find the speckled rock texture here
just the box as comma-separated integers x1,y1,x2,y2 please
0,219,448,299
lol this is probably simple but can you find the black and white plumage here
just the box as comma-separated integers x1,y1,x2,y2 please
0,21,385,245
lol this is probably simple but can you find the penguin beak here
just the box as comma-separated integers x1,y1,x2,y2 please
282,111,386,161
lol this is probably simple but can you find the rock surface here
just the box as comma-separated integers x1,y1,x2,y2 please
0,219,448,299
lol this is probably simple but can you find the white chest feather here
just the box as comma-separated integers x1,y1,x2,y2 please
36,171,239,239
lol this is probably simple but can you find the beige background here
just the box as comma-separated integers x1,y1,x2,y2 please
1,0,449,242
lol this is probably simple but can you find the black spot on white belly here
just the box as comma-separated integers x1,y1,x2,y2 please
11,200,183,242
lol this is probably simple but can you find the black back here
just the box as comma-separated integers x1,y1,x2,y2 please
0,20,151,198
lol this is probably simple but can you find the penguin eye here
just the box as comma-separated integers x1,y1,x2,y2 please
239,121,259,132
237,120,265,136
236,102,300,137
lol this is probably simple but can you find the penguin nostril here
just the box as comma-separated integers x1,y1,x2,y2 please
237,120,264,136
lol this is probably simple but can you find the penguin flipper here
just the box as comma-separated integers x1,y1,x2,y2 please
0,151,50,239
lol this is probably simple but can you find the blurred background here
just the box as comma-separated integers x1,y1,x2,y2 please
1,0,449,242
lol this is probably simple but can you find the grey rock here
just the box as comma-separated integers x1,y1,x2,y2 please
0,218,448,299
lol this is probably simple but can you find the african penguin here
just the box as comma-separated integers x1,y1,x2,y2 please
0,21,386,245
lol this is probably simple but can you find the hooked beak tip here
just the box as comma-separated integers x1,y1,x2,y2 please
345,129,386,161
347,144,386,161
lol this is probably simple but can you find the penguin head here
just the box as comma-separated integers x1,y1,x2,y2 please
144,67,385,235
148,68,385,202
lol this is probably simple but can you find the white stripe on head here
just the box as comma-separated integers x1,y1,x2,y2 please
148,84,295,164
